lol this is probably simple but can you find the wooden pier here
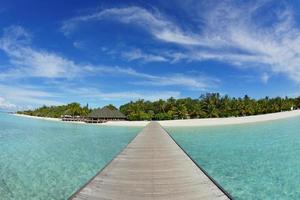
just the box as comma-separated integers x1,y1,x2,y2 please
70,122,231,200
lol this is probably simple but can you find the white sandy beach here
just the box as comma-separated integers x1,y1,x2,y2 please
13,114,86,124
13,113,147,126
13,110,300,127
13,114,62,121
159,110,300,127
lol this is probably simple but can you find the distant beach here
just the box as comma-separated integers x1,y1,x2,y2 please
14,114,62,121
159,110,300,127
13,113,148,126
13,110,300,127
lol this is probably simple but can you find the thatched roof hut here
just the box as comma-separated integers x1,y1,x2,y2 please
87,107,126,122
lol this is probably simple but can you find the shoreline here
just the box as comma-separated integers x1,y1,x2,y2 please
12,113,148,127
13,110,300,127
159,110,300,127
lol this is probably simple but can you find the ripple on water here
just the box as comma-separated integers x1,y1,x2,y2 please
167,117,300,200
0,113,141,200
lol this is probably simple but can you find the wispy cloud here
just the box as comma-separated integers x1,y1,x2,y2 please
0,64,213,109
62,2,300,83
0,84,62,110
0,80,181,110
85,65,218,90
0,26,81,79
63,86,181,101
261,73,270,84
0,25,218,109
189,0,300,83
61,6,203,46
122,48,168,62
0,97,17,111
132,73,219,91
0,25,217,91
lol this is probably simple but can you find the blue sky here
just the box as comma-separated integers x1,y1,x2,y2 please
1,0,300,111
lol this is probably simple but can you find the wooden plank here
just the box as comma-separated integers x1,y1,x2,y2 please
70,122,231,200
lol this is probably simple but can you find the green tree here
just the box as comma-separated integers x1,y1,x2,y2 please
105,104,118,110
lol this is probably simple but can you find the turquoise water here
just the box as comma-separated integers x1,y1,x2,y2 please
0,113,141,200
167,117,300,200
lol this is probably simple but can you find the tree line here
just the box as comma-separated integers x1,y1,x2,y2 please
17,103,91,118
17,93,300,121
120,93,300,120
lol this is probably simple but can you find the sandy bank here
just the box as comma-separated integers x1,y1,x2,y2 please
13,114,62,122
158,110,300,127
12,113,148,127
13,110,300,127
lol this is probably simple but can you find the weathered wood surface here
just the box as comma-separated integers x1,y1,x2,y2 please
70,122,230,200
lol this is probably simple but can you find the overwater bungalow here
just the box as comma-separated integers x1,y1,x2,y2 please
86,107,126,123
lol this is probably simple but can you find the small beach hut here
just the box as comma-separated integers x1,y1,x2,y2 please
86,107,126,123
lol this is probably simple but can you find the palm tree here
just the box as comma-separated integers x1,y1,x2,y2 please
68,103,82,116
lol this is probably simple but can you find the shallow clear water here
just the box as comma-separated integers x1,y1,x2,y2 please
0,113,141,200
167,117,300,200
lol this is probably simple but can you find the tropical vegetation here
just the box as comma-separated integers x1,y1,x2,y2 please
17,93,300,120
17,103,91,118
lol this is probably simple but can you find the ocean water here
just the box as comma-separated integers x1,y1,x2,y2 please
0,113,141,200
167,117,300,200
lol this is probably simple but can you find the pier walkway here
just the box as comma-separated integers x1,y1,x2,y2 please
70,122,231,200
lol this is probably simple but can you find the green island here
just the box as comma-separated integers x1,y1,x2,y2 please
17,93,300,121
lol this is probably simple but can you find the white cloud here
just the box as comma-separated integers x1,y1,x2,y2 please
0,97,17,111
62,2,300,83
261,73,270,83
122,49,168,62
182,2,300,83
63,86,181,101
0,84,62,107
0,81,181,110
0,25,217,91
85,65,218,90
0,26,81,79
0,24,221,109
190,1,300,82
132,73,219,90
61,6,204,46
